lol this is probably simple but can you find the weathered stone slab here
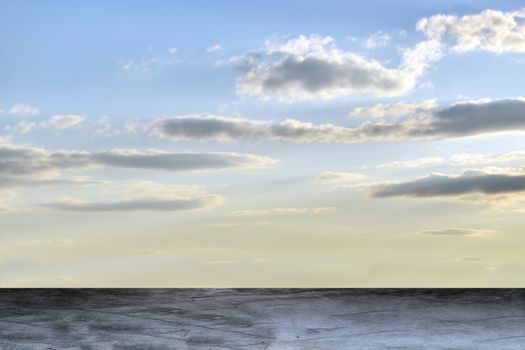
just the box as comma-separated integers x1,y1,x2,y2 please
0,289,524,349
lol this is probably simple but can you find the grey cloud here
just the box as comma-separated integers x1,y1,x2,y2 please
58,150,274,171
42,195,221,212
412,99,525,137
420,228,492,236
369,170,525,198
255,55,406,96
153,116,365,143
152,98,525,143
0,143,274,186
236,35,442,100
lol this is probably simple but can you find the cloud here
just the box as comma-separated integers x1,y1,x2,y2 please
314,171,366,187
4,121,38,134
148,98,525,143
119,51,178,72
0,142,275,186
94,116,114,135
206,44,223,53
150,115,362,143
148,115,426,143
235,34,442,100
413,98,525,137
350,99,437,119
368,168,525,200
41,185,223,212
377,157,446,169
230,207,335,217
363,31,391,49
377,150,525,169
44,196,219,212
87,149,275,171
420,228,494,236
8,104,40,116
417,8,525,53
0,189,16,212
40,115,85,130
4,115,85,133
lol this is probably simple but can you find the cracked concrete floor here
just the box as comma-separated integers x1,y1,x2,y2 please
0,289,524,349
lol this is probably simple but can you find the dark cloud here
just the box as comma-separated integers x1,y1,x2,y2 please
152,116,348,142
0,143,274,186
369,170,525,198
67,151,273,171
151,99,525,144
413,99,525,137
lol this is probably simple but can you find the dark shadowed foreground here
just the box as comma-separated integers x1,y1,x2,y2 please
1,289,524,349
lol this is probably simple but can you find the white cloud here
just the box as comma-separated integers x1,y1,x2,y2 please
5,121,38,134
417,8,525,53
4,115,85,133
0,189,16,212
236,34,442,100
0,136,12,144
377,150,525,169
8,104,40,116
377,157,446,169
41,184,223,212
350,99,437,119
119,56,175,72
230,207,335,217
363,31,391,49
314,171,366,187
206,44,223,53
169,47,178,54
94,116,114,135
419,228,495,237
41,114,85,130
120,61,134,70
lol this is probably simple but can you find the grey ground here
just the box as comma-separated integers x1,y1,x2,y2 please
1,289,524,349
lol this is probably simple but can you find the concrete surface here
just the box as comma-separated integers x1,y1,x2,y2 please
0,289,524,349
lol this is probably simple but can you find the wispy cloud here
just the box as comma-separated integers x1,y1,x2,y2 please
314,171,366,187
41,185,223,212
377,150,525,169
40,115,85,130
8,104,40,116
5,114,85,133
350,99,437,119
206,44,223,53
230,207,335,217
363,31,391,49
419,228,495,237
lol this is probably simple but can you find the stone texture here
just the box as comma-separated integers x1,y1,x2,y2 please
0,289,524,349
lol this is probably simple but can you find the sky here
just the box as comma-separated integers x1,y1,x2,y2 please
2,0,525,287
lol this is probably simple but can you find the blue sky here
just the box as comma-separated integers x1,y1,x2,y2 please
2,1,525,286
